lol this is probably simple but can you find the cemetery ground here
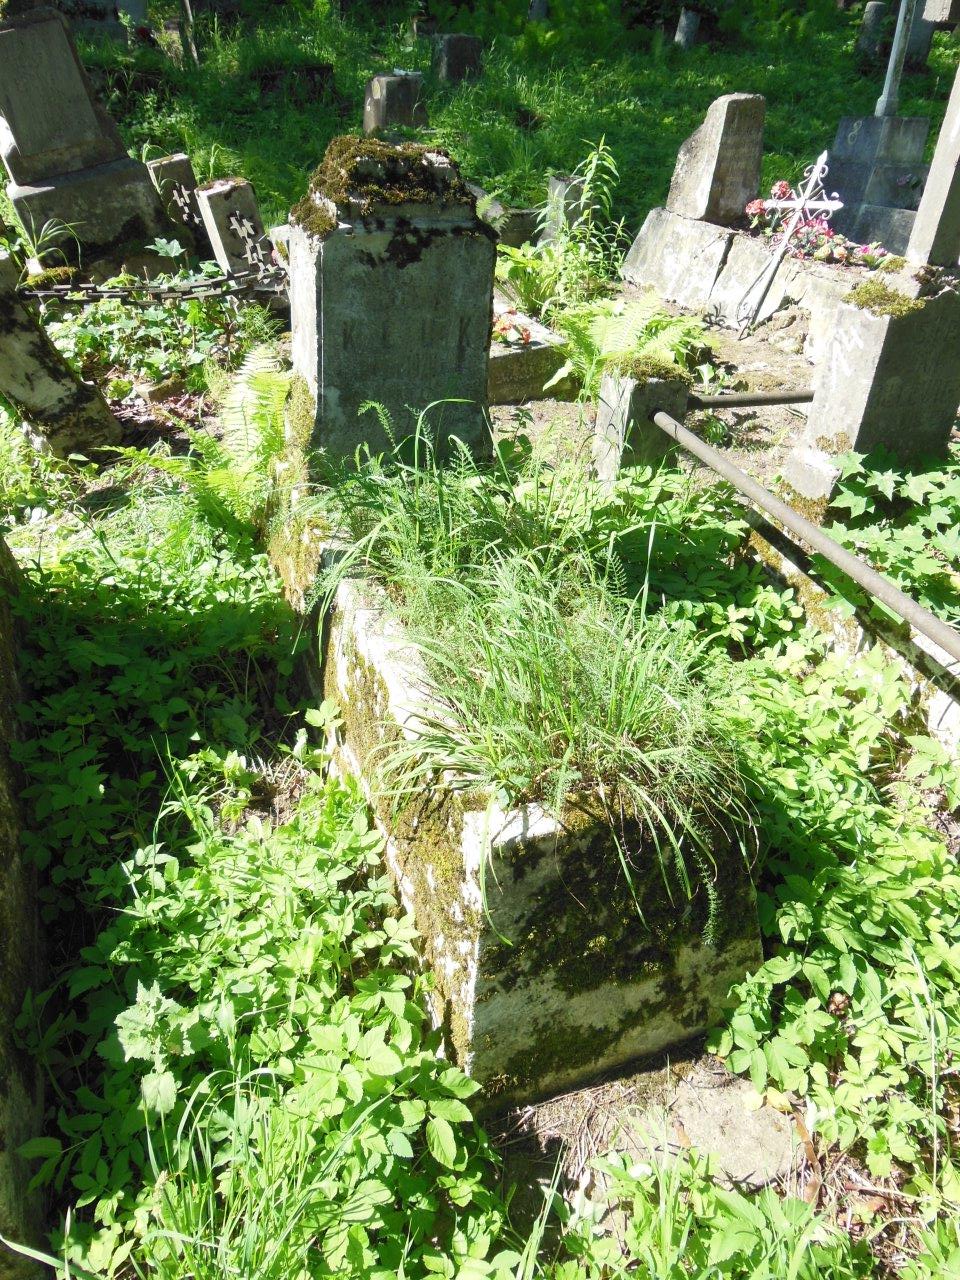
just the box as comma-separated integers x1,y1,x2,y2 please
2,6,960,1280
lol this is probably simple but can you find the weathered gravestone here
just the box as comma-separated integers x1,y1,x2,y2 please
196,177,270,275
856,1,890,58
287,136,496,460
827,113,929,252
783,273,960,498
906,60,960,265
432,33,483,83
0,7,167,261
540,173,597,243
666,93,765,225
52,0,148,41
147,152,210,254
593,371,690,484
674,6,701,48
0,251,120,455
363,72,428,134
906,0,960,68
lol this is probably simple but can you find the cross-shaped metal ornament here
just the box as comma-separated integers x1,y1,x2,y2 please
171,182,202,228
228,211,269,272
736,151,843,336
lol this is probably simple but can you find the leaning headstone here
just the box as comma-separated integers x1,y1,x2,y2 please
856,1,890,58
826,113,929,250
0,251,120,455
195,177,270,275
363,72,428,134
147,152,210,253
593,371,690,484
0,7,168,260
906,62,960,265
287,136,496,459
783,275,960,498
432,33,483,83
666,93,765,225
674,6,701,48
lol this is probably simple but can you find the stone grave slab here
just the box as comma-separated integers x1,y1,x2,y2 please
287,136,495,460
321,568,763,1109
622,207,734,311
488,299,573,403
147,152,209,253
666,93,765,226
196,177,270,275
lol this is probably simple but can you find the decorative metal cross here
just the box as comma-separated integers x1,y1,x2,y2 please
736,151,843,336
228,211,269,271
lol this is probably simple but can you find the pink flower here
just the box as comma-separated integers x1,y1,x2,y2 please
745,198,767,217
771,180,793,200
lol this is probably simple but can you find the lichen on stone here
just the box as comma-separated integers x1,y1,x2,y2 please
290,134,476,235
616,356,695,385
846,277,923,318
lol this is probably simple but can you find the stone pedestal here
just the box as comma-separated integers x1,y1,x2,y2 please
147,152,209,254
288,137,495,460
432,33,482,83
783,279,960,498
0,252,120,455
593,371,690,482
0,7,167,260
196,177,270,275
666,93,765,226
322,570,763,1109
363,73,428,134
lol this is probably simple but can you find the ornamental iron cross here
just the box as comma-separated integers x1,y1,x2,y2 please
736,151,843,335
228,211,269,271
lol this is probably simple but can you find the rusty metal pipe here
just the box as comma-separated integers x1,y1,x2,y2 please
689,389,814,409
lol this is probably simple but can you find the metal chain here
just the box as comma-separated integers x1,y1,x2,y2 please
18,263,288,307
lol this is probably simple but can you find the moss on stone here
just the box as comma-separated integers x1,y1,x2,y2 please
846,277,923,318
615,355,694,385
876,255,906,275
23,265,77,290
290,134,475,235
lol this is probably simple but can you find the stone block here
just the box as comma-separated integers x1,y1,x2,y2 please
363,72,428,134
432,33,483,84
666,93,765,226
0,251,119,455
856,0,889,58
623,207,734,311
322,570,763,1108
593,371,689,482
830,114,929,167
784,282,960,498
907,62,960,265
147,152,209,253
488,302,573,403
467,183,539,246
840,202,917,253
288,136,495,460
540,173,593,243
196,177,270,275
827,159,927,214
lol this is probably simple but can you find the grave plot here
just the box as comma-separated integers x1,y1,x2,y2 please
488,298,575,404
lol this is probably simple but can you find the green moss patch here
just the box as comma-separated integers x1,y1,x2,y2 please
846,278,923,319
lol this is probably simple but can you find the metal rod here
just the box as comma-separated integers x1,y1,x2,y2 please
876,0,920,118
689,389,815,408
650,409,960,668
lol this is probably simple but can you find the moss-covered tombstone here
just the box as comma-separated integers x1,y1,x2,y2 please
322,574,763,1111
286,135,496,464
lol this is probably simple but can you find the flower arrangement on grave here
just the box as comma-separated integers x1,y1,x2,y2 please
745,181,888,269
492,309,532,345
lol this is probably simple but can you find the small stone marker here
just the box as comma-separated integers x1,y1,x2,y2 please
0,251,120,456
856,1,890,58
0,7,168,259
674,6,701,48
666,93,765,225
540,174,594,243
784,275,960,498
593,371,689,483
906,62,960,265
432,33,483,84
287,136,496,459
363,72,428,134
147,152,209,253
195,177,270,275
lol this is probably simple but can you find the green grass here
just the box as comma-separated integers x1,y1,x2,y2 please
80,5,959,230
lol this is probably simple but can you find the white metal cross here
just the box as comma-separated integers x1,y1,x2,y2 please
737,151,843,335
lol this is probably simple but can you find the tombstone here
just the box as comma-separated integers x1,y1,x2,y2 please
432,33,483,84
195,178,270,275
52,0,148,41
363,73,428,134
147,153,210,253
0,8,168,261
674,6,701,48
856,1,890,58
906,62,960,265
287,136,496,460
783,275,960,498
0,251,120,456
539,174,596,243
826,113,929,251
666,93,765,225
467,182,539,246
906,0,960,67
593,372,690,484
